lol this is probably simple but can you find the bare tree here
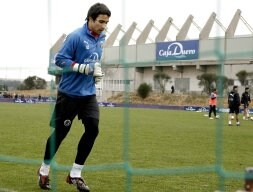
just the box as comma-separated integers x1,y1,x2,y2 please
197,73,230,95
236,70,248,86
153,72,170,94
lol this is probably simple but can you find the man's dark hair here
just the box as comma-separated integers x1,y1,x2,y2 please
245,87,249,91
86,3,111,21
233,85,238,90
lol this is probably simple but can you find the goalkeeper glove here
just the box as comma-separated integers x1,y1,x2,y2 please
72,62,104,83
72,63,90,75
94,75,104,83
93,62,104,83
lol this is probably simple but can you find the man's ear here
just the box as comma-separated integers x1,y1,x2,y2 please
89,16,95,22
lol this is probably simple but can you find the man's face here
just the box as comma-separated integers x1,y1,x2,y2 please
89,14,110,35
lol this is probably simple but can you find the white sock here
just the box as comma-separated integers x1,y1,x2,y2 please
70,163,83,178
39,162,50,176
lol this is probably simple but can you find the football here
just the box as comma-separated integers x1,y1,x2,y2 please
250,116,253,121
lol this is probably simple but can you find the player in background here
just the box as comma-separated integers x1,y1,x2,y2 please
241,87,251,120
208,88,218,119
228,85,241,126
37,3,111,191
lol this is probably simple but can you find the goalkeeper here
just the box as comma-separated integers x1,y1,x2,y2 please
37,3,111,192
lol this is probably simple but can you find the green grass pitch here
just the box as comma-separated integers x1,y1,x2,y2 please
0,103,252,191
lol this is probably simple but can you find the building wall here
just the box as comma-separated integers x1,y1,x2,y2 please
100,36,253,100
102,36,253,65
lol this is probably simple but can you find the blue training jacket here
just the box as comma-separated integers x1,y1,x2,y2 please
55,23,106,97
